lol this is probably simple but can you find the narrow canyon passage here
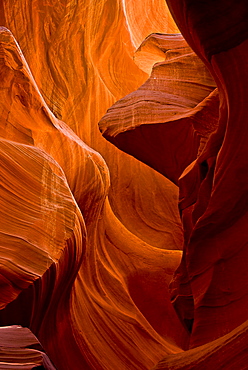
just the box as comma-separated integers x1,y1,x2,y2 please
0,1,248,369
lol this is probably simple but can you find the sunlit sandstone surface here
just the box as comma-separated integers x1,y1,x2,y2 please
0,1,248,369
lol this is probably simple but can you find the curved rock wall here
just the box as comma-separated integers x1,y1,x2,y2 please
1,1,248,369
0,3,185,369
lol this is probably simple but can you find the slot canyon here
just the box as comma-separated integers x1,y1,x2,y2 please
0,1,248,369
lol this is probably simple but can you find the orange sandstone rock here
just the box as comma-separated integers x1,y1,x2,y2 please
99,33,218,185
0,24,188,370
0,0,182,252
3,0,248,369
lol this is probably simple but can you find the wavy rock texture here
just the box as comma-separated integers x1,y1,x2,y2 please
99,0,248,369
0,137,84,309
99,33,219,185
152,320,248,370
1,0,247,370
0,0,183,251
0,5,187,369
0,325,55,369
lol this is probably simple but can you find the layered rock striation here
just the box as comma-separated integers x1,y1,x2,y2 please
0,8,186,369
1,1,248,369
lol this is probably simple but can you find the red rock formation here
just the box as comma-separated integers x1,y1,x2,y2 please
0,0,183,254
0,325,55,369
1,0,248,369
0,9,187,369
99,33,219,185
99,0,248,368
152,320,248,370
165,0,248,350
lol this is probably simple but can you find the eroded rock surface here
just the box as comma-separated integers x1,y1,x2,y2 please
0,325,55,369
1,0,248,369
99,33,219,185
165,0,248,350
0,13,187,370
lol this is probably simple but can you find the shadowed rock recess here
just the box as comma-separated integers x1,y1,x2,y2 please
0,1,247,369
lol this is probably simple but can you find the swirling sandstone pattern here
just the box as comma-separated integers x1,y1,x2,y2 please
100,0,248,369
1,1,248,369
0,5,186,369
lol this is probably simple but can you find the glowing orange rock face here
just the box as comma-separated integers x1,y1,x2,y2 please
1,1,248,369
100,0,248,368
0,4,187,370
